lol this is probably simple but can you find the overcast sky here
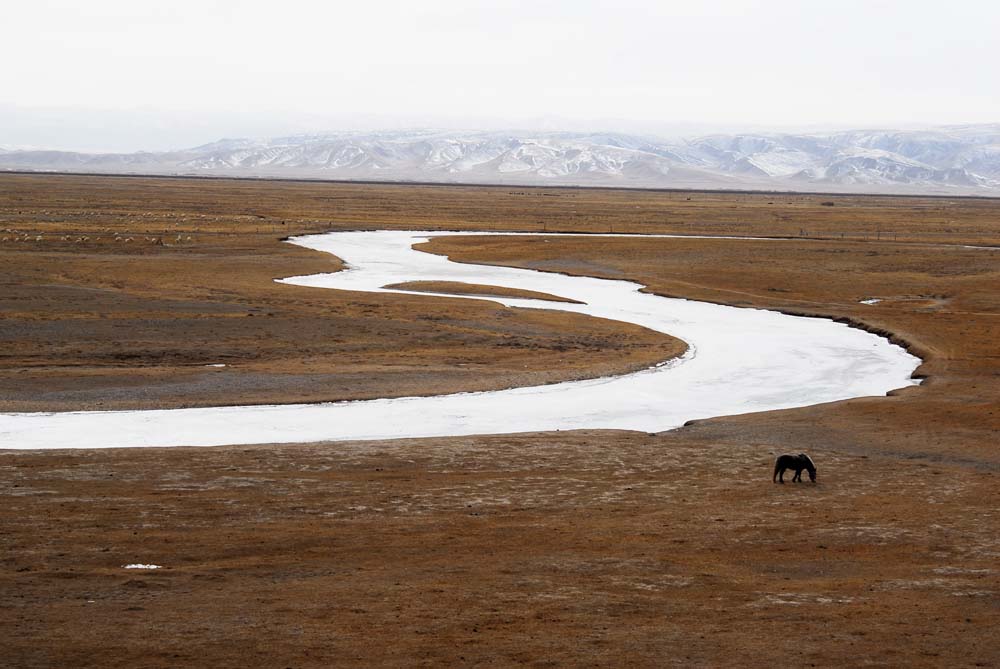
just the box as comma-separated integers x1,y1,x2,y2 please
3,0,999,151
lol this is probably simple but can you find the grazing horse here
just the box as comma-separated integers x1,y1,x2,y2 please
773,453,817,483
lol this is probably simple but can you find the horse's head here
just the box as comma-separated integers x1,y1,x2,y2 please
801,454,817,482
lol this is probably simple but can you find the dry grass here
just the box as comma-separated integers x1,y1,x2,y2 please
3,172,999,243
2,432,998,667
1,173,999,666
0,174,682,410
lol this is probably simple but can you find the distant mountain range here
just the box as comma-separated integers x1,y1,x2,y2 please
4,125,1000,195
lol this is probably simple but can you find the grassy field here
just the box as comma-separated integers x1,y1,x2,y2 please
1,173,998,667
0,174,684,411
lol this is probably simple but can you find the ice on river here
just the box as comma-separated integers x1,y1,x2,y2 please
0,231,921,449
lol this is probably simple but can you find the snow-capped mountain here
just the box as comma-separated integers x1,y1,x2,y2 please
4,125,1000,194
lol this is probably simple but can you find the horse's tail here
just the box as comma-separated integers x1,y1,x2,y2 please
773,457,781,482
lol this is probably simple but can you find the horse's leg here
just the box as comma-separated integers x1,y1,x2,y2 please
777,467,785,483
793,468,801,482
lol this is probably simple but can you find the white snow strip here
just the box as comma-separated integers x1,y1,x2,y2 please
0,231,921,449
122,564,161,569
859,298,882,305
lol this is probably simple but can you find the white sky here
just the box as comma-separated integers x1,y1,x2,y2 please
3,0,999,151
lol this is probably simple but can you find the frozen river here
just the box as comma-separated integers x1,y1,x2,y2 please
0,231,921,449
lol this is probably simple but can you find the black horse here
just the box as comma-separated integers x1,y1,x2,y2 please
773,453,817,483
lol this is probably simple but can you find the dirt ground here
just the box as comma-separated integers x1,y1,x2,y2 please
1,174,999,667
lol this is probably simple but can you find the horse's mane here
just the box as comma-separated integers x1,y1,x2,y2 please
800,453,816,471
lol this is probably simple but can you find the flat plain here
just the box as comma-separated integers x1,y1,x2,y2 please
1,173,998,667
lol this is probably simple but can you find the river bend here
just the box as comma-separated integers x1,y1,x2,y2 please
0,231,921,449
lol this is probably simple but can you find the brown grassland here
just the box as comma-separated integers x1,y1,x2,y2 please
0,174,684,411
1,173,999,667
